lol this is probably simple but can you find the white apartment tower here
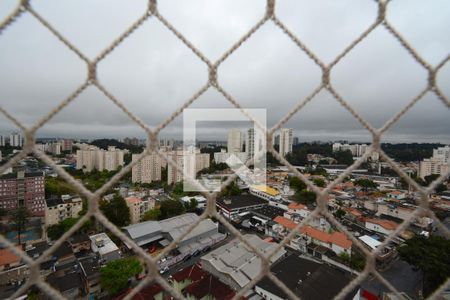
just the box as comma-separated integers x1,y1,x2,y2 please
76,146,125,172
167,148,210,185
433,146,450,163
131,153,162,183
419,146,450,179
279,128,293,157
9,132,23,147
228,129,243,153
246,128,255,160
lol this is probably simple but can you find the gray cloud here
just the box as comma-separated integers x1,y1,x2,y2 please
0,0,449,143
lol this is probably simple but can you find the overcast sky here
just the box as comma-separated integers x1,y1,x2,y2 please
0,0,449,143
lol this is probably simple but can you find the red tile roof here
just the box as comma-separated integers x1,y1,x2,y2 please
288,203,307,210
170,263,206,282
366,219,399,230
273,217,352,249
184,274,238,300
0,246,22,267
125,197,142,204
274,216,297,230
114,284,163,300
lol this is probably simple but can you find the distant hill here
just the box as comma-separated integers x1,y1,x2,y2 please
90,139,143,153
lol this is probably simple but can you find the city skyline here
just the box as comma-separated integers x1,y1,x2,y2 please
0,1,449,143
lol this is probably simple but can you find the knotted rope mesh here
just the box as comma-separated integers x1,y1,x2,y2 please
0,0,449,300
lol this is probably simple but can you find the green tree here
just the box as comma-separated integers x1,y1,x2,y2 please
397,235,450,296
423,174,447,193
11,206,31,245
220,181,241,196
334,150,354,165
159,200,185,219
142,208,161,221
100,194,130,227
335,208,346,219
294,190,316,205
313,178,326,188
354,178,378,191
100,257,143,295
288,176,307,192
184,198,198,212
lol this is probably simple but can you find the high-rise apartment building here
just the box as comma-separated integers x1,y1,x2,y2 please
167,148,210,185
332,143,369,157
227,129,242,153
246,128,255,160
419,146,450,179
419,157,449,179
76,146,125,172
279,128,293,157
433,146,450,163
9,132,23,147
0,171,45,216
293,137,299,146
35,142,62,155
60,139,73,152
0,135,5,147
131,153,162,183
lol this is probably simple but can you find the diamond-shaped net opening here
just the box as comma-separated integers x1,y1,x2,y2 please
1,0,449,299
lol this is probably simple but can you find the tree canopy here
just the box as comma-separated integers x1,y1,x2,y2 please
100,194,130,227
100,257,143,295
159,200,185,219
294,190,316,205
354,178,378,191
288,176,307,192
397,235,450,296
142,208,161,221
11,206,31,245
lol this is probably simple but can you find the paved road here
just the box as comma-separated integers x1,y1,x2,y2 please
361,258,423,299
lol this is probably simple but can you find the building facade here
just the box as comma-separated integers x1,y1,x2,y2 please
279,128,293,157
76,146,125,172
227,129,242,153
9,132,23,147
131,153,162,184
0,171,45,216
167,149,210,185
45,196,83,226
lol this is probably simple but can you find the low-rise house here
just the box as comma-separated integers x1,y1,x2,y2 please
125,196,156,224
53,242,76,265
89,233,121,263
0,246,22,272
273,216,352,255
0,246,28,285
201,234,286,291
184,273,237,300
358,235,395,267
365,218,399,235
69,234,91,253
79,256,102,298
387,190,406,200
47,271,84,299
45,195,83,227
169,263,207,293
283,203,330,231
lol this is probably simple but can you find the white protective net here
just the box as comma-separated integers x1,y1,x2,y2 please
0,0,449,300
